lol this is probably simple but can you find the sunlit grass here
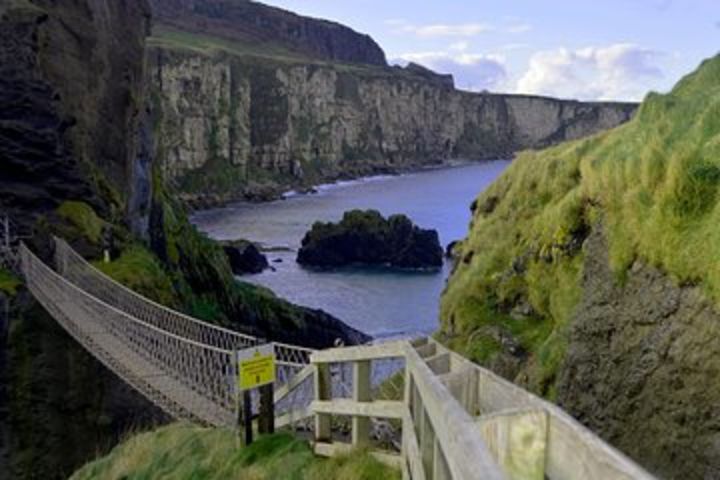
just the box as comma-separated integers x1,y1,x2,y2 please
71,424,400,480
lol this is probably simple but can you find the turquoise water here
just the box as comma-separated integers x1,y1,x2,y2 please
192,161,509,339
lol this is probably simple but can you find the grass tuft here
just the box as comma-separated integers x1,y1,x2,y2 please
93,245,178,308
70,424,400,480
57,201,106,244
0,268,20,296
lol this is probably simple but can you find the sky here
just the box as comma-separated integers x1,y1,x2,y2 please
259,0,719,101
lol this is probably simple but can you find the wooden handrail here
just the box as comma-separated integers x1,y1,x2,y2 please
303,337,655,480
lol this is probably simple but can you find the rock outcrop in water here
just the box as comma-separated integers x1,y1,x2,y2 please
147,1,637,206
297,210,443,269
222,240,269,274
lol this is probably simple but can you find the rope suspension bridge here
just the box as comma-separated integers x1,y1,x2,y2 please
0,217,655,479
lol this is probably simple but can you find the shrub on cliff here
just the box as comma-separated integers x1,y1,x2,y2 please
297,209,443,269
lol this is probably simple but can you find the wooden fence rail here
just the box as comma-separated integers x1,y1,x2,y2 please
296,337,656,480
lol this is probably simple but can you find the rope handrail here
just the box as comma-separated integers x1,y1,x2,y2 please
54,237,314,366
20,243,238,425
55,237,256,342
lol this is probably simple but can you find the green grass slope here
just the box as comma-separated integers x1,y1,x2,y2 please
440,54,720,395
70,424,400,480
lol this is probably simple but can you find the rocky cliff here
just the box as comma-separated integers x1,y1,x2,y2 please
149,40,637,205
0,0,152,231
1,1,156,478
149,0,387,66
0,1,368,478
440,55,720,478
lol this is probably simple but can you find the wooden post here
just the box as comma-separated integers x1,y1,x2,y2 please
314,363,332,442
352,360,371,447
259,383,275,434
241,390,253,446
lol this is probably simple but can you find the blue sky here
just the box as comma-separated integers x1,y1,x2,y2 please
260,0,719,101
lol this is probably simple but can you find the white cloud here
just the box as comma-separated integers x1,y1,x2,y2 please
393,51,508,91
403,23,494,37
516,43,664,101
390,20,531,38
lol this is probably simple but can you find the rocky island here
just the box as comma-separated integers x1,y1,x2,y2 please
221,239,269,274
297,210,443,269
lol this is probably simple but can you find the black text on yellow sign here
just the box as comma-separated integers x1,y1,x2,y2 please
237,344,276,391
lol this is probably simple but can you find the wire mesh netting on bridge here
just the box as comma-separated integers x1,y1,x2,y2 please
19,239,317,426
53,237,313,367
16,236,404,440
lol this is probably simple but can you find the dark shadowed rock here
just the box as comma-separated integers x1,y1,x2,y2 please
445,240,459,259
221,240,269,275
297,210,443,269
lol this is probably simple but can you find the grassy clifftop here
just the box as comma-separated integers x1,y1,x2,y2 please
71,424,399,480
440,54,720,395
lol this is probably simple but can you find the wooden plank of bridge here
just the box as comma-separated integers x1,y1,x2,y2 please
476,408,548,480
274,363,313,403
544,411,653,480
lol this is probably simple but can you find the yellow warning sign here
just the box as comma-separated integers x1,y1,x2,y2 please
237,344,276,391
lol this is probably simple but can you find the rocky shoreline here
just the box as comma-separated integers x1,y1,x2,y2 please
180,159,500,210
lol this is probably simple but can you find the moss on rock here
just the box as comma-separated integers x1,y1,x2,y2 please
93,245,178,308
56,201,107,245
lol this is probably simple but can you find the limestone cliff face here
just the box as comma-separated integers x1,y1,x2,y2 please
150,49,637,204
